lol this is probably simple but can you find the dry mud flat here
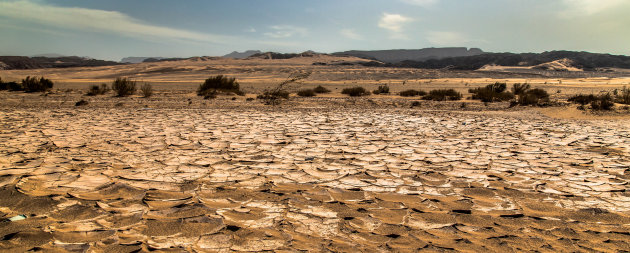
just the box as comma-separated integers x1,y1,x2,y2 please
1,107,630,252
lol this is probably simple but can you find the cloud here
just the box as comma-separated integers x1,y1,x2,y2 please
340,29,363,40
426,31,468,46
245,27,257,33
0,0,232,43
378,13,413,39
401,0,439,7
561,0,626,16
263,25,308,38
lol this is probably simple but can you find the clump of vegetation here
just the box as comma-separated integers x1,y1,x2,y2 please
515,88,550,106
0,77,19,91
313,85,331,94
399,89,427,97
22,76,53,92
86,83,110,96
140,83,153,98
372,85,390,95
197,75,243,99
112,77,137,97
616,86,630,105
75,99,88,106
423,89,462,101
341,86,370,97
591,93,615,110
297,89,316,97
469,82,514,102
258,72,311,105
568,94,597,105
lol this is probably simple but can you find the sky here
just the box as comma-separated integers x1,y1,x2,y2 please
1,0,629,61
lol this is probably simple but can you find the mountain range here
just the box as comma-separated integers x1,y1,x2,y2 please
333,47,484,63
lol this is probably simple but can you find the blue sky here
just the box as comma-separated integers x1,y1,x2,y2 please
1,0,629,61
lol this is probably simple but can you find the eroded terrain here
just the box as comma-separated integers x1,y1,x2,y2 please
1,107,629,252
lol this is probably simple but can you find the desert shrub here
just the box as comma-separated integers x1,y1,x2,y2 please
616,86,630,105
511,83,531,96
86,83,109,96
112,77,136,97
259,72,311,105
297,89,316,97
568,94,597,105
469,82,514,102
7,81,22,91
399,89,427,97
373,85,390,95
313,85,331,93
140,83,153,97
591,93,615,110
341,86,369,97
22,76,53,92
423,89,462,101
516,88,550,106
75,100,88,106
197,75,242,97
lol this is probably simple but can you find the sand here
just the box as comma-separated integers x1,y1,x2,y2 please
1,57,629,252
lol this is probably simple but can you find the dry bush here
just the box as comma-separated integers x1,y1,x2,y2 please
516,88,549,106
297,89,316,97
86,83,109,96
22,76,53,93
140,83,153,97
617,86,630,105
197,75,243,98
423,89,462,101
313,85,331,93
112,77,136,97
590,93,615,110
469,82,514,102
259,71,311,105
568,94,597,105
399,89,426,97
341,86,369,97
372,85,390,95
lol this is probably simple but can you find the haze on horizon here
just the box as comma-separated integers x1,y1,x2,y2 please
1,0,629,61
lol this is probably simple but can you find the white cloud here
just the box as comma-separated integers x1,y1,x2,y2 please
263,25,308,38
0,0,232,43
561,0,626,16
245,27,257,33
340,29,363,40
427,31,468,46
378,13,413,39
401,0,439,7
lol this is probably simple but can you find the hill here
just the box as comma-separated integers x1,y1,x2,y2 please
333,47,484,63
121,57,165,63
0,56,122,70
223,50,262,59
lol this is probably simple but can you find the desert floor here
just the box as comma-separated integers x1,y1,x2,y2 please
1,56,630,252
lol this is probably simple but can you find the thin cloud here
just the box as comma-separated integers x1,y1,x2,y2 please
401,0,439,7
340,29,363,40
263,25,308,38
0,0,232,43
561,0,626,16
378,13,413,39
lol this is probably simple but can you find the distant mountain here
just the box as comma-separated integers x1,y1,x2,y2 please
121,57,165,63
389,51,630,70
223,50,262,59
333,47,484,63
0,56,122,70
31,53,67,58
248,51,325,60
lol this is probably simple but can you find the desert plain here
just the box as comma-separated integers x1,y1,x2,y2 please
1,55,630,252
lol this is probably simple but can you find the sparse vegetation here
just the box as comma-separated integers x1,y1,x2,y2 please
75,100,88,106
341,86,370,97
423,89,462,101
515,88,550,106
313,85,331,94
140,83,153,98
297,89,316,97
21,76,53,92
591,93,615,111
568,94,597,105
372,85,390,95
258,71,311,105
0,77,18,91
616,86,630,105
112,77,137,97
197,75,243,98
86,83,110,96
469,82,514,102
399,89,427,97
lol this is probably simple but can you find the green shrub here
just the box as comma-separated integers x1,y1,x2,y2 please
469,82,513,102
313,85,331,93
373,85,390,95
423,89,462,101
86,83,109,96
591,93,614,110
341,86,369,97
399,89,427,97
140,83,153,98
22,76,53,92
568,94,597,105
197,75,242,97
112,77,136,97
297,89,316,97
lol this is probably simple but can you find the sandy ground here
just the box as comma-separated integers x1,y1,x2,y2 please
1,57,630,252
